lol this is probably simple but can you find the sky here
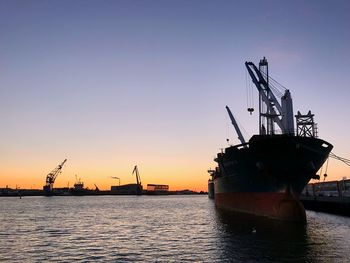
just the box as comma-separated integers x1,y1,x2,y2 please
1,0,350,191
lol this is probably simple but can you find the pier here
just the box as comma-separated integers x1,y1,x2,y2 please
301,196,350,216
300,179,350,216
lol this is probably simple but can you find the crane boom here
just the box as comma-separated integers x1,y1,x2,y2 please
225,106,246,145
132,165,142,195
132,165,141,186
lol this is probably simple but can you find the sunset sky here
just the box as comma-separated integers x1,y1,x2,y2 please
1,0,350,191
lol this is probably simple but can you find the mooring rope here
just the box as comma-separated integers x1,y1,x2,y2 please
329,152,350,166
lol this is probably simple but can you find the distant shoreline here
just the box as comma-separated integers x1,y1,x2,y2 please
0,188,208,197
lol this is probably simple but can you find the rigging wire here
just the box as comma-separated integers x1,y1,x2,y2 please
319,163,324,181
269,82,284,98
245,67,255,114
250,76,254,109
325,157,330,173
245,69,249,109
225,115,230,144
323,157,330,181
249,74,252,107
260,71,288,91
260,71,286,98
235,114,251,140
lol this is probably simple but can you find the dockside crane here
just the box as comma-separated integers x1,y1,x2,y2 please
132,165,142,195
43,159,67,196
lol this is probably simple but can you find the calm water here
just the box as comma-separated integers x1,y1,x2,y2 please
1,195,349,262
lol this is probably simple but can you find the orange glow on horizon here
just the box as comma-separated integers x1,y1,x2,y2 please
0,160,210,192
1,158,349,192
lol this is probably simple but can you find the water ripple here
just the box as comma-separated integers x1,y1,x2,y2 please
0,196,350,262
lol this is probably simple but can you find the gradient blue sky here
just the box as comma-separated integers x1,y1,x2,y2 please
1,0,350,190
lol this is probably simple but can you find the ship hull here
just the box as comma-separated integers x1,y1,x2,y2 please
215,192,306,221
214,135,333,222
208,180,214,199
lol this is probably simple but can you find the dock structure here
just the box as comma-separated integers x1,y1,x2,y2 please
300,179,350,216
146,184,169,195
301,196,350,216
110,165,143,195
110,184,142,195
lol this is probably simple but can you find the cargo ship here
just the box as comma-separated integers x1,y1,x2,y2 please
212,58,333,222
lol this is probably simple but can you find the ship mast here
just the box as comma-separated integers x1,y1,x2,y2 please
245,57,294,135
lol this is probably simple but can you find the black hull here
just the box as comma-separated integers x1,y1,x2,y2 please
214,135,333,221
208,180,214,199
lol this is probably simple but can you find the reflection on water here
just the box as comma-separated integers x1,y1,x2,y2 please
0,196,349,262
214,209,309,262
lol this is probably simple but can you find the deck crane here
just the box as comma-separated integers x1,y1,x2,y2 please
132,165,142,195
43,159,67,196
245,57,294,135
226,105,246,146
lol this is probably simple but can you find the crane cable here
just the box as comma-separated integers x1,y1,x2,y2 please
260,71,288,91
323,157,329,182
260,71,286,98
245,68,254,111
319,152,350,183
245,68,249,109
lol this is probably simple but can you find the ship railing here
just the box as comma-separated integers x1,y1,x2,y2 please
302,179,350,198
214,142,250,161
271,128,320,138
229,142,250,150
271,128,297,136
